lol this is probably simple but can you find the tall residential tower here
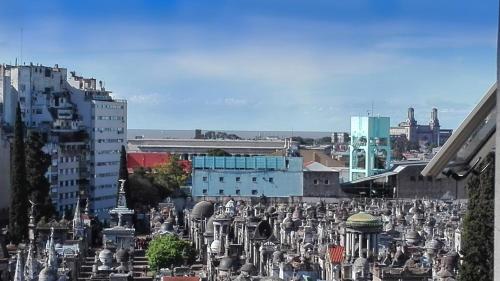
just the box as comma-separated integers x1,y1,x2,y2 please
0,63,127,219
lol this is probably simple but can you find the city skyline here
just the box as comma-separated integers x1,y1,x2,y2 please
0,0,496,131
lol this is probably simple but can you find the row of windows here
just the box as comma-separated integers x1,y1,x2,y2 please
91,183,117,191
94,195,116,201
59,191,78,199
96,172,118,178
94,127,125,133
59,204,75,213
97,149,120,155
96,161,119,167
313,179,330,185
202,189,259,195
96,116,124,121
96,138,124,143
59,168,79,175
59,180,76,187
95,104,124,109
202,176,274,183
60,156,80,163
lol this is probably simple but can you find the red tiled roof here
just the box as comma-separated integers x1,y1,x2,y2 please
328,245,344,264
162,277,200,281
127,152,191,173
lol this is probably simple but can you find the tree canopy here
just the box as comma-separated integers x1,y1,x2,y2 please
146,234,195,270
152,157,189,196
9,104,29,243
206,148,231,156
458,152,494,281
25,131,54,219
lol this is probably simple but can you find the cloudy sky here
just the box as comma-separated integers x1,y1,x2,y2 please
0,0,497,131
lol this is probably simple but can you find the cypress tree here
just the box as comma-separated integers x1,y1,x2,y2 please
25,131,54,220
9,104,29,243
458,152,494,281
118,145,131,207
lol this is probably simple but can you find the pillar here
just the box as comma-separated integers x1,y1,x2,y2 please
346,232,350,258
366,234,371,258
351,233,356,258
359,233,363,258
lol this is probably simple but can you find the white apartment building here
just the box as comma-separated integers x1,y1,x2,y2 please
0,63,127,220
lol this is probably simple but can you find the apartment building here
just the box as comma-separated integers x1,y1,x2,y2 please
0,63,126,219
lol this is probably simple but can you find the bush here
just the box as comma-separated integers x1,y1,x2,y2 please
146,234,195,271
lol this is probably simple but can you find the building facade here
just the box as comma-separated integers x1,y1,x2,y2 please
349,116,391,181
390,107,453,147
0,64,126,219
191,156,303,198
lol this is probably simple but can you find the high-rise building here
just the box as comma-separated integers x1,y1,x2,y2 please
0,63,127,219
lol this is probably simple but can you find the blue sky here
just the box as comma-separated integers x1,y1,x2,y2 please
0,0,497,131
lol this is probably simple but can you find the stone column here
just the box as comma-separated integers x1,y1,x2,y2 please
366,234,371,258
358,233,363,258
346,232,350,258
351,233,356,258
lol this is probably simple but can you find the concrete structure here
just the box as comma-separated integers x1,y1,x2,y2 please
390,108,453,147
303,161,346,197
349,116,391,181
343,161,466,199
0,128,10,211
128,138,290,159
191,156,303,198
0,64,127,219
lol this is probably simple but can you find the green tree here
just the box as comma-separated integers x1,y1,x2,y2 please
118,145,132,207
146,234,195,271
458,152,494,281
152,157,189,196
9,104,29,243
206,148,231,156
25,131,54,219
129,172,162,207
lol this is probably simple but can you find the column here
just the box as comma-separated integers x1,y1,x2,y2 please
346,232,350,258
358,233,363,258
351,233,356,258
366,234,371,258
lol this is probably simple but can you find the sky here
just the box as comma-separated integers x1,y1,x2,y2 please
0,0,497,131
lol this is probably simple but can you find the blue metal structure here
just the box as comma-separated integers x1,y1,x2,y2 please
349,116,391,181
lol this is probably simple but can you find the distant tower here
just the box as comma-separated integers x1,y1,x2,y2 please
406,107,417,143
349,116,391,181
429,108,440,146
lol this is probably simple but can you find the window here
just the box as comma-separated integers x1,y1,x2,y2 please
252,190,258,195
236,177,241,182
219,189,224,195
324,179,330,185
313,179,319,185
203,189,207,194
236,189,240,195
219,177,224,182
410,176,416,182
252,177,257,183
418,175,424,181
203,176,208,182
427,176,433,182
269,177,274,183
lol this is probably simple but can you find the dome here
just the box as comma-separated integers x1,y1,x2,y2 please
240,262,257,275
99,248,113,264
210,240,221,253
191,201,214,219
218,256,236,271
346,212,382,229
206,215,215,234
353,257,368,268
425,238,441,250
116,248,130,262
38,267,58,281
